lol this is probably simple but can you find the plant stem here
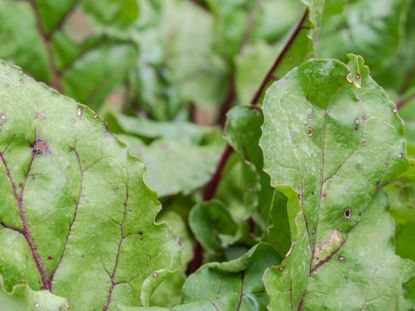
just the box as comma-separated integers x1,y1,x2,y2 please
28,0,63,92
202,144,234,200
217,76,236,128
250,10,308,106
216,0,260,127
188,8,310,274
209,8,310,200
397,92,415,110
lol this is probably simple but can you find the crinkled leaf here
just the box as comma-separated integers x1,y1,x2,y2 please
125,243,281,311
109,113,219,145
260,56,413,310
180,243,281,309
1,277,68,311
118,136,223,197
0,61,179,310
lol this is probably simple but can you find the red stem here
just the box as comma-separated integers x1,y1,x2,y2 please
217,76,236,128
202,145,234,200
250,10,308,106
28,0,63,92
397,92,415,110
188,9,310,274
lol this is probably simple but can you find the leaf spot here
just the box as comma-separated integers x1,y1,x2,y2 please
0,113,6,120
306,126,314,137
343,208,352,220
33,139,50,155
338,255,345,262
354,117,360,130
35,112,46,120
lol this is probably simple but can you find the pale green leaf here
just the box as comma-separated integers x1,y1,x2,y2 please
118,137,223,197
0,61,179,310
260,55,413,310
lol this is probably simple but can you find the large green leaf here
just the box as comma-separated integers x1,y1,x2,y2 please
0,61,179,310
260,55,414,310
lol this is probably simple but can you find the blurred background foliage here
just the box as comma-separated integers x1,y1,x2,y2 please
1,0,415,308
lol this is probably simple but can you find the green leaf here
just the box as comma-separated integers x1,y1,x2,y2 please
61,44,138,110
129,243,281,311
260,55,413,310
265,192,415,310
1,277,69,311
189,201,239,254
117,136,223,197
109,113,217,145
158,0,228,107
180,243,281,309
316,0,410,75
82,0,139,29
224,105,290,254
236,42,275,106
0,1,50,82
0,0,139,111
0,61,179,310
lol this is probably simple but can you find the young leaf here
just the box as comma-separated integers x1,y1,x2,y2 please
0,61,179,310
180,243,281,309
121,243,281,311
260,55,414,310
